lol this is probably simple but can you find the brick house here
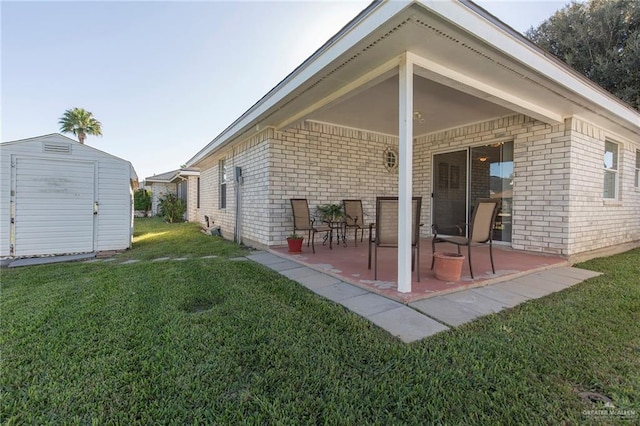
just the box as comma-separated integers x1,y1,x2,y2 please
185,1,640,292
143,168,200,221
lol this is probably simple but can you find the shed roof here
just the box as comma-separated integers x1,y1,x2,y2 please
1,133,139,185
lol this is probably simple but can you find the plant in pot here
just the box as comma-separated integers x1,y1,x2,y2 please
316,203,345,223
286,232,304,253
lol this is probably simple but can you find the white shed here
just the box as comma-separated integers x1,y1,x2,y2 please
0,134,138,258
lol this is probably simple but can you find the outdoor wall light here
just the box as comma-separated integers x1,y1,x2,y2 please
478,155,488,162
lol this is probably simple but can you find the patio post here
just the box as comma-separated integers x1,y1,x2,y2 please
397,53,414,293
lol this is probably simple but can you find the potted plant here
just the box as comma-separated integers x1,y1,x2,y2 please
316,203,345,223
286,232,304,253
433,252,465,281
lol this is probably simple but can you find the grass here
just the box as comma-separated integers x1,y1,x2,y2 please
1,218,639,424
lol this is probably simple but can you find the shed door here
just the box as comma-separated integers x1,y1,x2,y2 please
13,157,95,256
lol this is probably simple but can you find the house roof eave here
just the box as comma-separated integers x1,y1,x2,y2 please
187,0,640,169
185,0,408,167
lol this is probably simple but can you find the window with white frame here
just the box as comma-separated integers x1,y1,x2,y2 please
635,149,640,188
219,159,227,209
603,140,619,199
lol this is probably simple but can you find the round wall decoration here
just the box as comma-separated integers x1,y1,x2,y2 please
383,147,398,172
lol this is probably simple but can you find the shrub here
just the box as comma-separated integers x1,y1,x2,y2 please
158,193,186,223
134,189,152,213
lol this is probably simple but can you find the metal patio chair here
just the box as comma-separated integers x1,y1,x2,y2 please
368,196,422,282
431,198,500,278
342,199,369,246
290,198,332,254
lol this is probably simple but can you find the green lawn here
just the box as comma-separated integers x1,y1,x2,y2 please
1,218,639,424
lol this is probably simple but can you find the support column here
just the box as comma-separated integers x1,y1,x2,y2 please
398,54,413,293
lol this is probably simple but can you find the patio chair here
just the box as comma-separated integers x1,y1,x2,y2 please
368,197,423,282
342,199,368,246
290,198,332,254
431,198,500,279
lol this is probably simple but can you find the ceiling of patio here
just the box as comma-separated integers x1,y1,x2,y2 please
269,2,570,139
306,74,514,137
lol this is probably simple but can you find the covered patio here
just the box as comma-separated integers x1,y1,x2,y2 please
270,236,567,303
186,0,639,296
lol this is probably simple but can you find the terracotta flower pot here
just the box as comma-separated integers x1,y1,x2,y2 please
433,252,465,281
287,238,304,253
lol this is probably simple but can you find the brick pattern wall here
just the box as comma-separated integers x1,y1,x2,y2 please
147,182,176,216
417,114,570,255
186,175,199,222
567,118,640,255
269,121,405,245
197,130,271,244
194,114,639,255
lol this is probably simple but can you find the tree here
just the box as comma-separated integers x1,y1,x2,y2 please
133,189,152,216
58,107,103,144
526,0,640,110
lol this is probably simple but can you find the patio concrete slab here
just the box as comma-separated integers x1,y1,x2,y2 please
296,272,342,290
367,306,450,343
491,279,553,299
410,296,485,327
247,251,288,266
252,251,600,343
442,291,506,315
550,266,602,281
265,259,304,272
340,293,405,317
313,281,370,302
469,286,531,308
279,266,320,280
509,273,572,294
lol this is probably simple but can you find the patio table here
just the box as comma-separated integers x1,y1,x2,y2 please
322,220,347,247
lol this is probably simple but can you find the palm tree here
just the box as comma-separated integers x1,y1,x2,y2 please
58,108,103,144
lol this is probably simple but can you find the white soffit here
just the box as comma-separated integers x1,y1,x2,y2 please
424,0,639,127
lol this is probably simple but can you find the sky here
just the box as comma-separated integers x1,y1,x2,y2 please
1,0,571,181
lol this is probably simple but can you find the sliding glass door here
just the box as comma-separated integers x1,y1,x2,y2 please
432,141,513,242
432,150,467,236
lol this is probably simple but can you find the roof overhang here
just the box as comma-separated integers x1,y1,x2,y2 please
145,168,200,184
187,0,640,167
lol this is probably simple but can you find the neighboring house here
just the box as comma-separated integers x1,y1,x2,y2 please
0,133,138,258
185,0,640,292
143,168,200,221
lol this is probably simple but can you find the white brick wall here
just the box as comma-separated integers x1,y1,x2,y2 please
417,115,571,255
197,130,271,244
269,121,403,245
186,175,199,222
566,118,640,255
194,115,639,256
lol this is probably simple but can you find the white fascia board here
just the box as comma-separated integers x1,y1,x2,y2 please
420,0,640,129
186,0,413,167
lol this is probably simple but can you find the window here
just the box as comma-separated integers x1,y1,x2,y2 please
635,150,640,188
219,159,227,209
196,177,200,208
603,141,618,199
